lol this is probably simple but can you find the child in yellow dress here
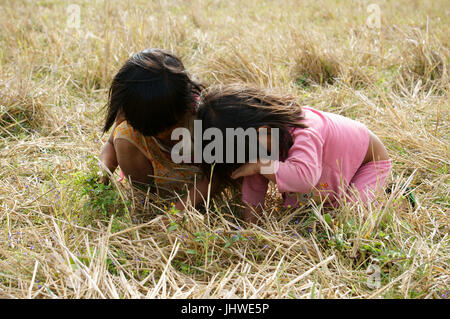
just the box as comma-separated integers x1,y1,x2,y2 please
99,48,208,205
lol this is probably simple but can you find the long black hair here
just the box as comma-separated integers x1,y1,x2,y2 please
197,84,307,184
103,48,203,136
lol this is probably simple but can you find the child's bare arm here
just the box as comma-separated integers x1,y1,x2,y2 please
114,138,154,185
99,114,126,183
100,130,118,171
99,130,119,184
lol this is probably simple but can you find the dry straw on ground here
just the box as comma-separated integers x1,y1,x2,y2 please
0,0,448,299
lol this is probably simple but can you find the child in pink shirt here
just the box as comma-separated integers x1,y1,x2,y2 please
197,86,391,223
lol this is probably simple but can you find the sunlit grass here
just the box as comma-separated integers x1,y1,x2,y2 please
0,0,448,299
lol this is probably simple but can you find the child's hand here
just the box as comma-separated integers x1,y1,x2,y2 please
232,161,277,183
231,162,261,179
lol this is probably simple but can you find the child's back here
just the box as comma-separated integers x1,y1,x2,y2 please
197,85,391,222
244,107,377,208
99,48,203,197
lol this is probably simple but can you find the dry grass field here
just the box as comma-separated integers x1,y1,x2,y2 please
0,0,448,299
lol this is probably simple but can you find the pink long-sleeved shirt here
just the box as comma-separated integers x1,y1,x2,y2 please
242,107,370,207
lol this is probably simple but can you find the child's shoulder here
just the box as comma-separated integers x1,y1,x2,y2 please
299,106,367,132
114,120,136,137
294,106,328,134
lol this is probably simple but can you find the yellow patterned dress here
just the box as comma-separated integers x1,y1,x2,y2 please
112,118,202,198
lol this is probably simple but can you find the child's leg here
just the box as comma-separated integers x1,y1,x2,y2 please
111,121,155,186
114,138,154,186
347,160,392,203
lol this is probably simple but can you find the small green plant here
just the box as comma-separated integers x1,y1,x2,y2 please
327,233,351,251
294,74,311,88
224,232,247,248
69,159,131,225
81,176,120,213
0,101,39,138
